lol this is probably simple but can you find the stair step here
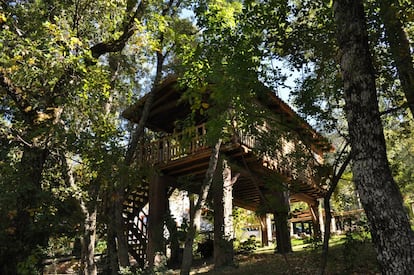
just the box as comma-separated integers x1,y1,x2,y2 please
122,185,149,268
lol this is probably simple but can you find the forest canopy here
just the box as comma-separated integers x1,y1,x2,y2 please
1,0,413,274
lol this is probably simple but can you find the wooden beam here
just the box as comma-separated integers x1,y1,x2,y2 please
290,193,318,206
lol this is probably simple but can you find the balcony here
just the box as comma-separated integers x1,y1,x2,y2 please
136,124,208,166
135,124,323,190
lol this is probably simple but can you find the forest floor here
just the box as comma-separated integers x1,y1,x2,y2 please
178,234,380,275
43,234,380,274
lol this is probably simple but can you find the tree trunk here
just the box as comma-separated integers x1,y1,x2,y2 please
81,206,98,275
320,152,351,275
109,48,166,271
5,146,49,274
106,218,119,275
334,1,414,273
64,155,99,275
273,211,292,254
180,194,198,274
213,159,236,269
273,187,291,254
180,139,222,275
378,0,414,117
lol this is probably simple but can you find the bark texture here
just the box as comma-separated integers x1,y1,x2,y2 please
81,208,98,275
274,212,292,254
213,159,236,269
334,1,414,273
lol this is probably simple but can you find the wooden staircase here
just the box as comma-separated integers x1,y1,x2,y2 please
123,184,149,267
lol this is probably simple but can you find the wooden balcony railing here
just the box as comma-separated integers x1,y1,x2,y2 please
136,124,323,188
136,124,208,165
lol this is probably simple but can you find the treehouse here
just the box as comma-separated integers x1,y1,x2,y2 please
122,76,332,267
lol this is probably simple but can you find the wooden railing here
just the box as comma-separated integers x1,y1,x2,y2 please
137,124,208,165
137,124,323,187
237,131,322,185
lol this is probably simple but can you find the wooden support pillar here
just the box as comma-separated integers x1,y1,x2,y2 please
259,214,269,247
272,186,292,254
213,159,237,268
331,215,337,234
309,201,322,239
266,214,273,244
147,175,167,267
318,198,325,236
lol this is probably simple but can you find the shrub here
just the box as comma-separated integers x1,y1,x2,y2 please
237,236,258,254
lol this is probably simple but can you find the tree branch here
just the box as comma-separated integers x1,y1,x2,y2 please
380,102,409,116
0,69,36,123
90,0,147,59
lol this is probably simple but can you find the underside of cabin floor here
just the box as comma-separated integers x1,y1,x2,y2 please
148,140,325,212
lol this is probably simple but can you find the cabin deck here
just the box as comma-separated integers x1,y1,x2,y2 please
135,123,326,211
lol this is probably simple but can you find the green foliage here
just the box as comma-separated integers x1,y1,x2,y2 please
46,236,75,257
119,252,172,275
179,0,289,146
236,236,258,255
343,232,362,273
1,0,412,272
0,0,198,271
233,207,260,240
331,175,361,212
16,247,44,275
386,117,414,204
290,201,309,212
302,236,322,251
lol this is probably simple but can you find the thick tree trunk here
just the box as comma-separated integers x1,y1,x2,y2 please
334,1,414,273
378,0,414,117
273,187,292,254
213,159,236,269
81,207,98,275
180,139,222,275
273,211,292,254
109,49,165,271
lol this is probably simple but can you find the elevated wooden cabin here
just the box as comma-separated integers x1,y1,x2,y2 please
122,76,332,267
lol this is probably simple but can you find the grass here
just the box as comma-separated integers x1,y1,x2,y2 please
44,234,380,274
180,234,380,275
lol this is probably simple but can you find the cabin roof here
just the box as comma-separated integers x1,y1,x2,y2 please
122,76,332,153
